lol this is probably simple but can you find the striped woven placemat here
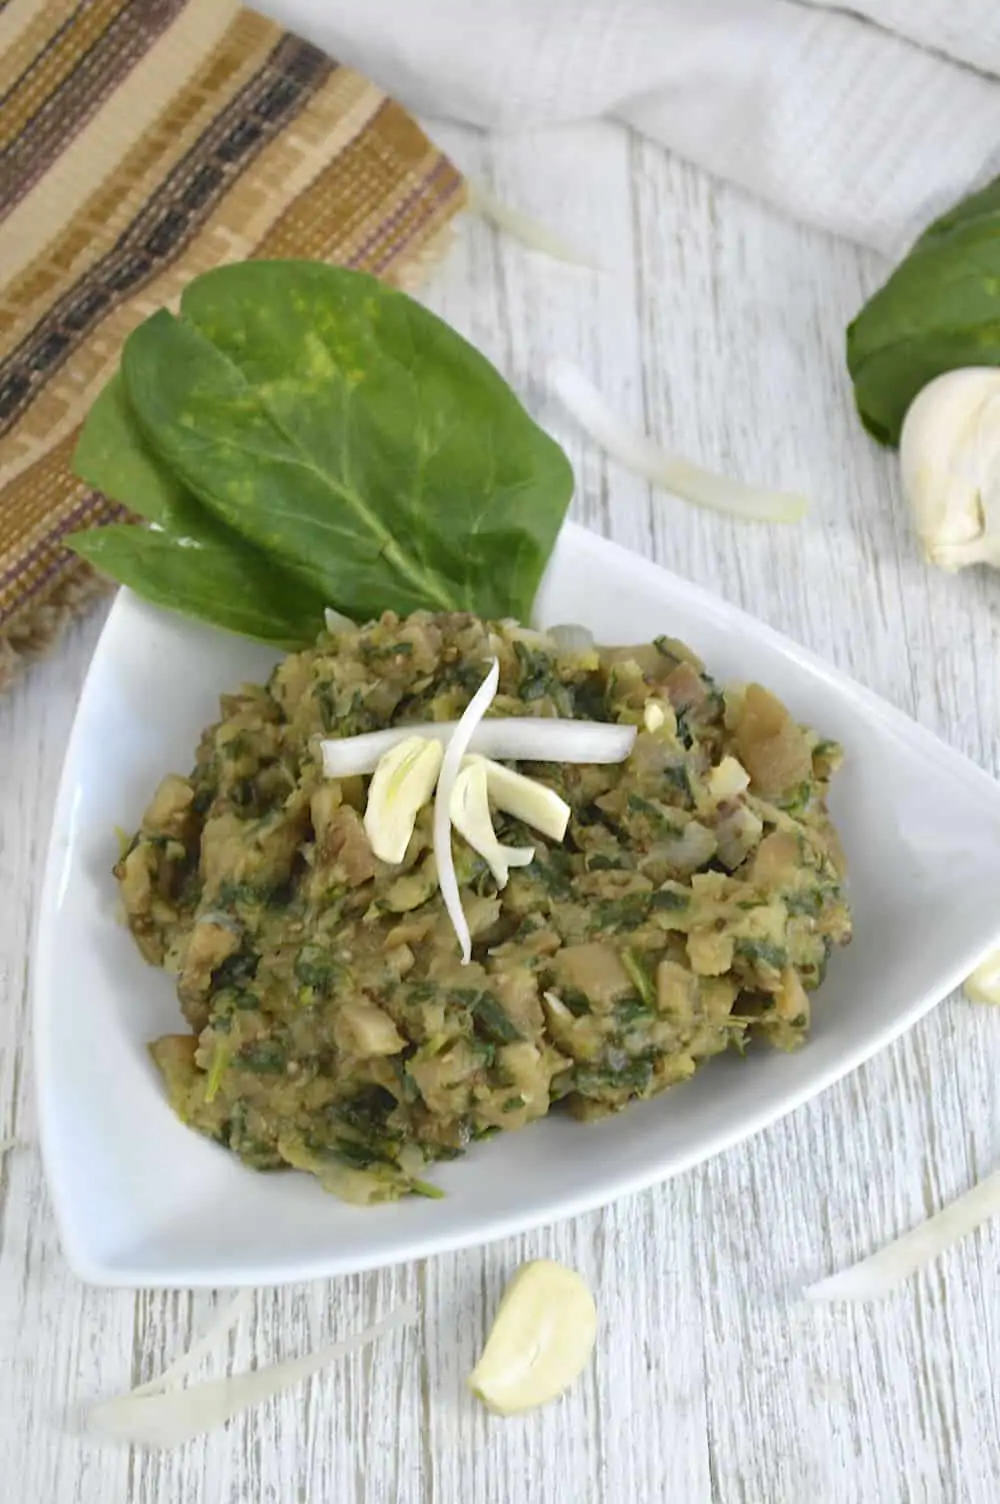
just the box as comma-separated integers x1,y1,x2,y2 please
0,0,466,689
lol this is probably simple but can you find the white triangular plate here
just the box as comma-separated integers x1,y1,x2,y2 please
35,523,1000,1287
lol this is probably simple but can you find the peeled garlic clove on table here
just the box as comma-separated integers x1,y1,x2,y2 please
468,1260,597,1415
900,367,1000,571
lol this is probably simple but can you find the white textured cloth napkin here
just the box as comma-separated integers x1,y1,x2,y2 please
253,0,1000,255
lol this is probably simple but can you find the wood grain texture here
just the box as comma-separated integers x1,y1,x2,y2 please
2,117,1000,1502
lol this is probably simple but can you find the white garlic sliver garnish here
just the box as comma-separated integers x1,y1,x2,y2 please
466,755,570,842
450,761,534,889
363,735,443,864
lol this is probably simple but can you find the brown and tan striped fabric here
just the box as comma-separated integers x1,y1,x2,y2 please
0,0,466,688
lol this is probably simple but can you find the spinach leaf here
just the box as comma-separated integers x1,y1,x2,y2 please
112,260,573,624
69,369,329,646
454,988,522,1045
847,175,1000,444
236,1039,288,1073
74,371,187,524
69,523,329,647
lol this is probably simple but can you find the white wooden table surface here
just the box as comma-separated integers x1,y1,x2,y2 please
3,120,1000,1504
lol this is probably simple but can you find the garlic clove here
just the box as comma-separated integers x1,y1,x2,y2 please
468,1260,597,1416
363,735,443,864
466,755,571,843
965,948,1000,1005
450,761,534,888
899,367,1000,571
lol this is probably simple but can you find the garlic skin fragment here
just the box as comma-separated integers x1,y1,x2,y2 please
363,736,443,864
450,761,535,888
900,367,1000,572
965,948,1000,1005
468,1260,597,1416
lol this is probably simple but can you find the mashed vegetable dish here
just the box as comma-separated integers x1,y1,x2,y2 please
116,612,851,1203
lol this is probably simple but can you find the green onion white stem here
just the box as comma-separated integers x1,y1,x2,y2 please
804,1170,1000,1301
320,719,636,778
547,358,808,524
86,1301,417,1448
467,182,599,270
434,660,501,963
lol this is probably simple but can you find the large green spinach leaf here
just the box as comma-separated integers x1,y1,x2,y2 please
74,371,188,526
847,175,1000,445
70,260,573,637
69,524,328,647
70,368,330,646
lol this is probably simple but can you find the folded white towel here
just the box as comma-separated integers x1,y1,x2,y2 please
254,0,1000,253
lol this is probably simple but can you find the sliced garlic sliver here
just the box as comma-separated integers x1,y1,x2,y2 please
434,660,501,962
467,756,571,842
468,1260,597,1415
364,736,443,864
450,761,534,888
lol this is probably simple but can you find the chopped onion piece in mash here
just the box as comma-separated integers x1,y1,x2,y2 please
546,623,595,653
707,756,751,802
323,607,355,633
